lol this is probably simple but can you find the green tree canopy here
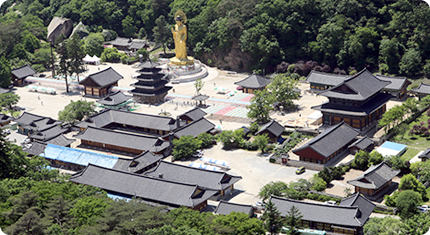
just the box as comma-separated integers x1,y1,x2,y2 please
395,190,423,220
261,200,284,235
153,15,170,55
172,135,202,160
58,100,97,125
253,134,269,153
259,181,289,201
84,33,105,57
0,93,19,112
0,56,11,88
266,74,300,110
247,89,273,123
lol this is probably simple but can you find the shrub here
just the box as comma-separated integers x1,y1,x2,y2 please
243,141,258,151
197,133,214,149
318,195,331,201
311,176,327,191
307,193,319,200
424,131,430,137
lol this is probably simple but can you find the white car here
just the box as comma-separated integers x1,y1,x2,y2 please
323,200,337,205
419,205,430,213
20,137,31,145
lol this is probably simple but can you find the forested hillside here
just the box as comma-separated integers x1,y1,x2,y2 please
0,0,429,75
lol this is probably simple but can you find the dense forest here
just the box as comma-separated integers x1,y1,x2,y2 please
0,0,430,76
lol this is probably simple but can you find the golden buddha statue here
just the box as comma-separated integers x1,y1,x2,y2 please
170,10,194,66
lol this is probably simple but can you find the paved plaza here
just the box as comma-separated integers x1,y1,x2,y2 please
172,144,317,205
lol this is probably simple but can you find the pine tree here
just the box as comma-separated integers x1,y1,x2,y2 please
285,205,303,235
153,15,169,55
261,199,284,235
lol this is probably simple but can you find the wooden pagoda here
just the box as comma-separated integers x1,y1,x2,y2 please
130,60,172,104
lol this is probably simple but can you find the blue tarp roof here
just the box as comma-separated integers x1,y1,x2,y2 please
40,144,119,168
380,141,407,151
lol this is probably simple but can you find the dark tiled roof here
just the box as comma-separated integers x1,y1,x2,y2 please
29,125,68,141
192,94,209,101
214,201,253,216
312,93,393,117
173,118,215,138
0,88,10,94
293,122,358,158
23,141,47,156
11,64,36,79
234,74,271,89
105,37,132,47
418,148,430,159
348,136,374,150
137,59,160,69
411,83,430,95
70,164,217,208
74,126,170,153
96,91,132,106
339,193,375,225
347,162,400,189
306,70,350,86
376,75,410,91
129,40,147,49
75,109,177,132
270,196,363,227
179,107,207,121
0,113,13,124
79,67,123,88
44,134,75,147
15,112,62,132
144,161,242,191
320,69,391,101
113,151,162,173
255,120,285,137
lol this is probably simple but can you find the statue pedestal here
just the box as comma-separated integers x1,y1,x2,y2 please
169,56,195,66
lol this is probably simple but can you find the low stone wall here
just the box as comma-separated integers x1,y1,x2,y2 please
285,159,325,171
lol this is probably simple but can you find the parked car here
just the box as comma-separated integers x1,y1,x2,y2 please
2,129,11,135
419,205,430,213
192,152,203,158
324,200,337,206
20,137,31,145
295,166,305,174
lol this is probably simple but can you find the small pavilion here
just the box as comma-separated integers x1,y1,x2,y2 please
79,67,123,97
192,94,209,107
234,74,271,94
11,64,36,86
411,83,430,100
96,91,133,110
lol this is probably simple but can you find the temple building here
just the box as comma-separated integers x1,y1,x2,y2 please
130,60,172,104
311,69,392,132
234,74,271,94
96,91,133,110
11,64,36,86
79,67,123,97
347,162,400,197
411,83,430,100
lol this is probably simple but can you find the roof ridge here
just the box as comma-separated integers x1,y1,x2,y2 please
309,70,352,77
81,163,208,187
77,126,162,140
270,195,358,209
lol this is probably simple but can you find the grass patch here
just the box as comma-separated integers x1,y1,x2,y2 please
401,148,420,161
390,113,430,153
408,78,430,90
